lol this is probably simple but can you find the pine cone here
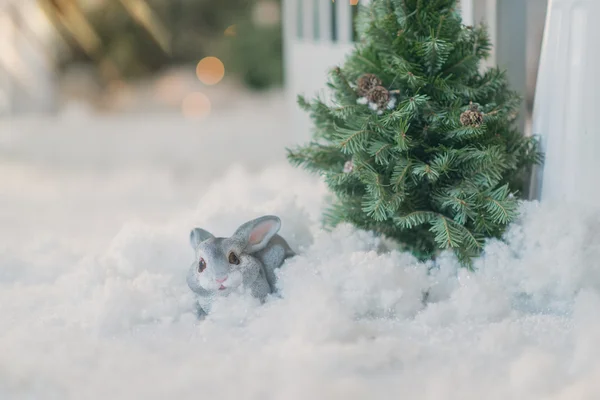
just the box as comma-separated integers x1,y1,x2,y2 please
357,73,382,97
367,86,390,109
460,103,484,127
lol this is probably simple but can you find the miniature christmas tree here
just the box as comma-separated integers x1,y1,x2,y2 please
288,0,542,266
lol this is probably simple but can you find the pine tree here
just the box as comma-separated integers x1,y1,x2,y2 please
287,0,542,266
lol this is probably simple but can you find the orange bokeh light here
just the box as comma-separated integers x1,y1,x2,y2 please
224,25,237,37
181,92,211,119
195,57,225,86
350,0,359,5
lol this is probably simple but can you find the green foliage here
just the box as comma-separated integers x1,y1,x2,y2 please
287,0,543,266
53,0,282,90
222,0,283,90
55,0,248,78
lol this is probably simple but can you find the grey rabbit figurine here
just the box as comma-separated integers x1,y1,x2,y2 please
187,215,295,316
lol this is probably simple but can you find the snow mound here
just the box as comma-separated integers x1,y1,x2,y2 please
2,164,600,400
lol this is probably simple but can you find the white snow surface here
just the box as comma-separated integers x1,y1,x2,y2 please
2,94,600,399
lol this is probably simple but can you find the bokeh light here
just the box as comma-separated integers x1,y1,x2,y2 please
154,74,187,106
350,0,359,5
181,92,211,119
195,57,225,86
224,25,237,37
251,1,280,27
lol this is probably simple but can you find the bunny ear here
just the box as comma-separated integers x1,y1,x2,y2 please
233,215,281,253
190,228,214,249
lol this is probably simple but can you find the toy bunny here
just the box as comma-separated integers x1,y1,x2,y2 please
187,215,295,316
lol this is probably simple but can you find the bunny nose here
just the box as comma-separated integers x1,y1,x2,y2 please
215,277,228,283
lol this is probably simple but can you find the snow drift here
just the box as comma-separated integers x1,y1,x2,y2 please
2,105,600,399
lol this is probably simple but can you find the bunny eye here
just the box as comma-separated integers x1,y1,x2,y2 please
198,258,207,273
228,252,240,265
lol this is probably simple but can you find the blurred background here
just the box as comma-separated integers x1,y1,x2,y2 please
0,0,547,120
0,0,549,256
0,0,283,116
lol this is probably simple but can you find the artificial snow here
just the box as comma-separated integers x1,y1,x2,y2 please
2,94,600,399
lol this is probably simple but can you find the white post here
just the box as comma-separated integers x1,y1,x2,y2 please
460,0,474,26
302,0,314,40
484,0,498,67
318,0,332,42
496,0,527,135
530,0,599,206
282,0,296,61
471,0,527,134
336,0,352,44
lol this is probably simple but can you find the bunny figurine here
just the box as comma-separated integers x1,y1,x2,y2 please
187,215,295,315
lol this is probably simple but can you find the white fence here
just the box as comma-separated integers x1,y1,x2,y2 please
283,0,356,143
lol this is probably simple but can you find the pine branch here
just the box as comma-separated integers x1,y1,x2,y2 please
329,67,358,104
412,161,441,183
369,141,396,165
391,158,413,190
362,191,389,221
394,211,437,229
334,123,371,154
446,125,486,140
480,184,518,224
431,214,462,248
